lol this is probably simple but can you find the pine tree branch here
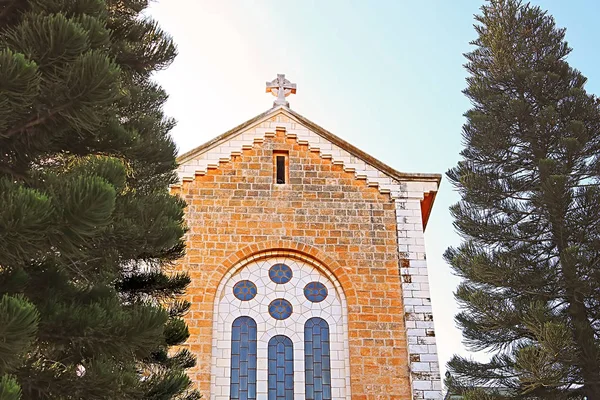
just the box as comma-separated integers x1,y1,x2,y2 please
1,2,194,397
2,105,70,139
0,165,26,180
0,0,20,23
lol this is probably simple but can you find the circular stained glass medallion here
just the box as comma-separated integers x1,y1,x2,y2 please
233,280,257,301
268,263,293,284
304,281,328,303
268,298,293,320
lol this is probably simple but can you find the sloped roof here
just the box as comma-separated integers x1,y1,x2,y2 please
175,105,441,229
178,106,440,184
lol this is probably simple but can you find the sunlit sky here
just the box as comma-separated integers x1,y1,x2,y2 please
147,0,600,379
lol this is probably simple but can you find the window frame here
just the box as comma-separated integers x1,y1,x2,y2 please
273,150,289,185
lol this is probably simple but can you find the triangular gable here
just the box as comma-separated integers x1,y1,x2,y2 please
174,106,441,227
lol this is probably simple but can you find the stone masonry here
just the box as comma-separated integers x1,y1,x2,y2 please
171,108,442,399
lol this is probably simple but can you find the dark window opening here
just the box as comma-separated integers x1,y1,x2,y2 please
276,156,286,184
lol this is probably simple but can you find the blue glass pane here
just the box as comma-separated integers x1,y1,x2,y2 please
231,384,239,398
268,335,294,400
231,317,257,400
268,299,293,320
304,318,332,400
285,375,294,388
269,264,293,284
304,282,328,303
233,280,257,301
306,385,314,399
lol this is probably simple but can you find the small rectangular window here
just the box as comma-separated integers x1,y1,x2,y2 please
274,151,288,184
276,156,286,184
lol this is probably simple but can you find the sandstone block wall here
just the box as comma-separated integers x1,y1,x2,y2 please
172,128,413,399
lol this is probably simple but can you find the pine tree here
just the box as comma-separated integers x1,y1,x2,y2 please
445,1,600,398
0,1,199,399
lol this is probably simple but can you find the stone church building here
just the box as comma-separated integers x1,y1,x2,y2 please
170,75,442,400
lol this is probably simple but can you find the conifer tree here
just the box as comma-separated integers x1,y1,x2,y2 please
0,1,198,399
446,1,600,398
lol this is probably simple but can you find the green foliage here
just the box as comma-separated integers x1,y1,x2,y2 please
0,0,198,398
118,272,191,299
0,375,22,400
446,0,600,399
0,295,38,373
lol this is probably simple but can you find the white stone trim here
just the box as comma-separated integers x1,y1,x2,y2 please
211,253,351,400
395,197,443,399
174,110,437,200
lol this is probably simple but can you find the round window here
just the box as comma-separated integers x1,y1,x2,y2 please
304,281,328,303
268,298,293,320
233,280,257,301
269,263,293,284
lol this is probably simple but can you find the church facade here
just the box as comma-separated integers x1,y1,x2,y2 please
170,75,442,400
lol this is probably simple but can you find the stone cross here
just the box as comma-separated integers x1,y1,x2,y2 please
266,74,297,107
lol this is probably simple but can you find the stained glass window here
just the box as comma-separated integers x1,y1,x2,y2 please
304,282,328,303
304,318,332,400
268,335,294,400
231,316,257,400
269,264,293,284
233,280,257,301
268,299,293,320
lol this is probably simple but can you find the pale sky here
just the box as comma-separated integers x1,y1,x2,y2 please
147,0,600,380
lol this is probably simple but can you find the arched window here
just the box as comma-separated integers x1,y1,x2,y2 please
231,316,257,400
268,335,294,400
213,255,350,399
304,318,332,400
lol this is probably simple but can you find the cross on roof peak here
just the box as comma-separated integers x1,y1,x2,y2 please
266,74,296,108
